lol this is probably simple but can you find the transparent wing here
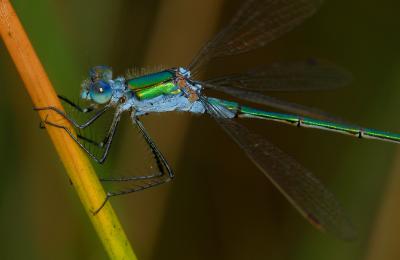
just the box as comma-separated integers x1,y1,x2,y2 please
203,99,356,239
204,60,351,92
218,118,355,239
189,0,322,75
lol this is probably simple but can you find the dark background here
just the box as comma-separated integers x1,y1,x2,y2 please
1,0,400,259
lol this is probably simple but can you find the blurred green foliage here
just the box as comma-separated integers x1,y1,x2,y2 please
1,0,400,259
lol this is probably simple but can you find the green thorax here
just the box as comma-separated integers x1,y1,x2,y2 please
127,70,180,100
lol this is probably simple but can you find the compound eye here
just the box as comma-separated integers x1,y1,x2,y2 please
89,66,113,82
89,80,113,104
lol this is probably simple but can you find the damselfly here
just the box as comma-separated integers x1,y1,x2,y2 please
35,0,400,239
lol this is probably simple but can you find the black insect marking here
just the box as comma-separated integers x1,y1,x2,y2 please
297,119,302,127
358,130,364,139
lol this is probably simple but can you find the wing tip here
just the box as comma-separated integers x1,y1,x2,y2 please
306,212,358,241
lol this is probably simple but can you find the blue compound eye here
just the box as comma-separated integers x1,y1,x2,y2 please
89,66,112,82
90,80,113,104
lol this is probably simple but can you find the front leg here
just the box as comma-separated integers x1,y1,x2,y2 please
76,133,108,148
34,104,111,129
41,110,121,164
57,95,97,113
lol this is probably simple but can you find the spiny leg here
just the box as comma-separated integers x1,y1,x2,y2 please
58,95,96,113
75,123,168,180
76,118,117,149
34,104,111,129
37,95,99,131
93,178,171,215
40,116,109,148
100,117,173,181
93,117,174,215
42,110,121,164
76,133,108,148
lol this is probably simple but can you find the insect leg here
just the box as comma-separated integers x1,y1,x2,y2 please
42,110,121,164
58,95,96,113
34,105,111,129
93,117,174,214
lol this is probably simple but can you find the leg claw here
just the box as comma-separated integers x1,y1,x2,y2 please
39,114,49,129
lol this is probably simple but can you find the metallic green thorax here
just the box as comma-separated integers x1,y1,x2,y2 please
136,82,180,100
127,71,180,100
209,98,400,144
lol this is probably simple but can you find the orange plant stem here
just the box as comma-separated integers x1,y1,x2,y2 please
0,1,137,259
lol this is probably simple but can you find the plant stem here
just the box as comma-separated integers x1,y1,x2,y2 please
0,1,137,259
366,148,400,260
